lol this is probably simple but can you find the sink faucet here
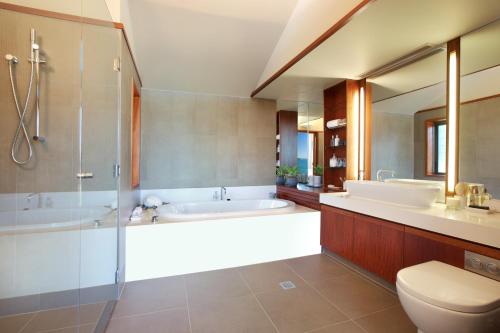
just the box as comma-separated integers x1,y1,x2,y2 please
220,187,227,201
376,170,396,182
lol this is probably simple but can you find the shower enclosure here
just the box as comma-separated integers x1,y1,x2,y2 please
0,1,124,331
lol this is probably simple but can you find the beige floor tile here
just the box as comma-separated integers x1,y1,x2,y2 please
313,273,398,319
354,305,417,333
0,312,34,333
189,295,276,333
42,323,95,333
185,268,250,305
255,285,347,333
239,261,305,293
308,321,365,333
112,276,186,318
106,308,190,333
285,255,350,284
21,303,104,333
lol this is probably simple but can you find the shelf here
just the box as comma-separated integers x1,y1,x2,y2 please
326,124,347,130
329,166,346,169
328,145,346,149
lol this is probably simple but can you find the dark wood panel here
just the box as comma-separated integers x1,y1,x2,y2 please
131,81,141,188
277,111,297,167
378,221,404,283
352,214,379,273
404,231,464,268
321,205,354,260
277,185,320,210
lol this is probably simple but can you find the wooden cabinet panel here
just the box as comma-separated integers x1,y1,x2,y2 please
321,205,354,260
404,228,464,268
353,214,403,283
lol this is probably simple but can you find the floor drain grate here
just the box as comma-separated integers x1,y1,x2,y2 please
279,281,296,290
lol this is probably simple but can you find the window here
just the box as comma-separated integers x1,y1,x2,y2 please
426,119,446,176
297,131,317,176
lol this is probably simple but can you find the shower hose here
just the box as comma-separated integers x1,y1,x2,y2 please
7,58,34,165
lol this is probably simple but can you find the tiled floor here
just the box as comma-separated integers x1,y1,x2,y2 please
105,254,416,333
0,302,105,333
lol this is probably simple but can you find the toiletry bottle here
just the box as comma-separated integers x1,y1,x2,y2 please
334,134,340,147
330,154,337,168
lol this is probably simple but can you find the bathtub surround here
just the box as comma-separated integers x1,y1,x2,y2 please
126,207,320,281
140,89,276,189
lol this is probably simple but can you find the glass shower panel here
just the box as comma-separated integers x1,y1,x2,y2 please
0,0,84,320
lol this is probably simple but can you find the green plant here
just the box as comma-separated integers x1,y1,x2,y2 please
276,165,288,177
313,165,323,176
286,166,299,177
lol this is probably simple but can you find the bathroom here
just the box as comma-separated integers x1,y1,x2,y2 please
0,0,499,332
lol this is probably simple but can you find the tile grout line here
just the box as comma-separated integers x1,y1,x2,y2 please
109,305,188,321
17,312,36,333
237,270,280,333
302,318,354,333
283,261,352,320
182,276,194,333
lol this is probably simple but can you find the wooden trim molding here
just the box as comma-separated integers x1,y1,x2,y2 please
0,1,142,86
131,79,141,189
250,0,375,98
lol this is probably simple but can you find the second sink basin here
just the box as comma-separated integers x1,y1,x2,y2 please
345,180,441,208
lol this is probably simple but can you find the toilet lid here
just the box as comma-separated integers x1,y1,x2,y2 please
397,261,500,313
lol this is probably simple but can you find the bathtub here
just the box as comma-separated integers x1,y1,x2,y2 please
0,206,113,233
126,200,320,281
158,199,295,222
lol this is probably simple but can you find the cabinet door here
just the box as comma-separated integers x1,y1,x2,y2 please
404,228,464,268
353,214,404,283
321,205,354,259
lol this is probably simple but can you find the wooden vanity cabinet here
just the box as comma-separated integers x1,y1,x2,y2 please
321,205,500,284
321,205,354,260
352,214,404,283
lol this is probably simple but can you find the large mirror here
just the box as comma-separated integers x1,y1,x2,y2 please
276,100,324,186
459,20,500,198
368,46,447,199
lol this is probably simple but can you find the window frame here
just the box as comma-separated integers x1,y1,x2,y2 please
425,118,446,177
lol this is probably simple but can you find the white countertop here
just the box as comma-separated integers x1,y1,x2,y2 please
320,193,500,248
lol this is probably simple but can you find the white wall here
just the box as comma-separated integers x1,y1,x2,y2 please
257,0,362,87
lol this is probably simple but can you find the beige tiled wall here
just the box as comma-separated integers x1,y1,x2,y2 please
459,96,500,197
140,90,276,188
371,112,414,180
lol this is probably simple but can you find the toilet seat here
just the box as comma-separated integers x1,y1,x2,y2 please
397,261,500,313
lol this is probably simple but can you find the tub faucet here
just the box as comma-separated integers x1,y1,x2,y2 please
376,169,396,182
220,187,227,201
26,192,41,209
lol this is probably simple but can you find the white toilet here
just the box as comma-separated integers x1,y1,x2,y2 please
396,261,500,333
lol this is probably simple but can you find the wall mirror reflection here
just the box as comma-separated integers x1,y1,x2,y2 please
459,19,500,199
276,100,324,187
368,45,447,200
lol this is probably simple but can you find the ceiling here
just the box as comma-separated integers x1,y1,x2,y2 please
128,0,298,97
255,0,500,102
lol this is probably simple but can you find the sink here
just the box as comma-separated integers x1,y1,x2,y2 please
345,180,441,208
384,178,445,203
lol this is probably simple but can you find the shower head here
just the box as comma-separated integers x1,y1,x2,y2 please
5,54,18,63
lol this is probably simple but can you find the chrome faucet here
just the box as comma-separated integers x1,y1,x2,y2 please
220,187,227,201
376,170,396,182
26,192,41,209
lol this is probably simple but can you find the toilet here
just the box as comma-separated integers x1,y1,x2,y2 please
396,261,500,333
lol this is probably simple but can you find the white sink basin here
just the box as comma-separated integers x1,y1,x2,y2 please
384,178,446,203
345,180,441,208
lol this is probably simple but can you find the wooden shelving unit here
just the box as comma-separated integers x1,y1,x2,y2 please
323,80,359,190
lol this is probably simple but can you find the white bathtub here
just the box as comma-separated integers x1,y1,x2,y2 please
158,199,294,221
0,207,113,233
126,202,320,281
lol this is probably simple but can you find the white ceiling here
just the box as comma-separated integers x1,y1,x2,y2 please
128,0,298,96
255,0,500,102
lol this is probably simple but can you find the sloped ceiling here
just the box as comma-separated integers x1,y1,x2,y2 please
128,0,298,97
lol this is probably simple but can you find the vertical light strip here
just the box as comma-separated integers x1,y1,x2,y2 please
447,51,457,193
359,86,365,180
352,88,359,180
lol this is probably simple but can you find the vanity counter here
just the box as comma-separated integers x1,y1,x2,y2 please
320,193,500,248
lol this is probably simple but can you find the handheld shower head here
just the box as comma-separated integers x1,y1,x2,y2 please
5,54,18,63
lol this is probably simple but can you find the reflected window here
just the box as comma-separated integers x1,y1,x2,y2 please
297,132,316,176
426,119,446,176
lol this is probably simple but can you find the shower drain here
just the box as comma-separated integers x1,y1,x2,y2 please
279,281,296,290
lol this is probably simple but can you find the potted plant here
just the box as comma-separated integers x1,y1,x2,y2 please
312,165,323,187
285,166,299,187
276,166,287,185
